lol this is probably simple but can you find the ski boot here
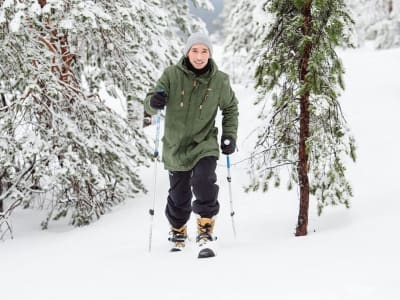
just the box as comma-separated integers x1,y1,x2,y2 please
196,217,217,258
168,225,188,252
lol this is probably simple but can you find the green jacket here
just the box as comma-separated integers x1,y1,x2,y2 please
144,57,238,171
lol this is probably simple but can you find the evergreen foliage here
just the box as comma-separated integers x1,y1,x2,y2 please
0,0,165,228
249,0,357,218
0,0,211,234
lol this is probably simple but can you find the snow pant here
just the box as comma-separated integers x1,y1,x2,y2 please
165,156,219,229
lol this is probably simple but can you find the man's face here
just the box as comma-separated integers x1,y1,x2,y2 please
187,44,210,69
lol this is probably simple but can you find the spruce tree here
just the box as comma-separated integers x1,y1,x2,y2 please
250,0,356,236
0,0,164,228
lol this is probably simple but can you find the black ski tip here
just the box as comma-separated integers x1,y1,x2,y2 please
170,247,183,252
198,248,216,259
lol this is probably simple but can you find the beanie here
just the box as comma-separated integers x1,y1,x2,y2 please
183,32,213,57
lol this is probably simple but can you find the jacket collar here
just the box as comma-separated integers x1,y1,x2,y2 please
177,56,218,83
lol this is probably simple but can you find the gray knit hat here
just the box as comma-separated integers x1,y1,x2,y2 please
184,32,213,57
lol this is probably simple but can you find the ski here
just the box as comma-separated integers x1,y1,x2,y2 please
198,247,216,259
196,232,217,259
170,246,185,252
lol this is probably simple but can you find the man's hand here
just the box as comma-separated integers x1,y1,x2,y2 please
150,91,167,110
221,136,236,155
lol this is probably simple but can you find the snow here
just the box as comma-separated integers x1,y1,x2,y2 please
60,18,73,30
9,11,24,33
0,10,5,24
2,0,14,9
28,2,42,16
1,43,400,299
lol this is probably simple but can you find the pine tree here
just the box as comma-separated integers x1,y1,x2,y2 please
250,0,356,236
0,0,161,228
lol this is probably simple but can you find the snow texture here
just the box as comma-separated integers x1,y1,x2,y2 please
1,43,400,300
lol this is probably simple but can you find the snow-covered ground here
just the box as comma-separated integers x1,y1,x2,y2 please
1,45,400,300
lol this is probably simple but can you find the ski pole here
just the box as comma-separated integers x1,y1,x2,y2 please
224,139,236,239
148,90,165,252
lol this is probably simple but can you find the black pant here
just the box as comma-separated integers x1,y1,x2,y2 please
165,157,219,228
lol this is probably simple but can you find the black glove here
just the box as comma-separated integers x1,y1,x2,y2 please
221,136,236,155
150,91,167,110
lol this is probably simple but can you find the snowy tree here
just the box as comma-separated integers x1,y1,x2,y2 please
66,0,172,130
221,0,277,84
152,0,212,66
347,0,400,48
223,0,259,55
0,0,163,229
249,0,356,236
221,0,260,83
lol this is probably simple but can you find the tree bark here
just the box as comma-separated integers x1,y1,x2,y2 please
37,0,76,86
296,1,312,237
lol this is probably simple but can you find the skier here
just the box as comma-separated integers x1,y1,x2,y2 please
144,32,238,258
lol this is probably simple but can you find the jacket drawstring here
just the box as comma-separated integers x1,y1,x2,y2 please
199,85,211,111
180,77,211,111
180,90,184,108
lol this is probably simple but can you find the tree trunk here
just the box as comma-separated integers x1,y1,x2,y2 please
37,0,76,86
296,1,312,237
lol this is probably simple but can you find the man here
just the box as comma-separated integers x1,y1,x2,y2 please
144,32,238,258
